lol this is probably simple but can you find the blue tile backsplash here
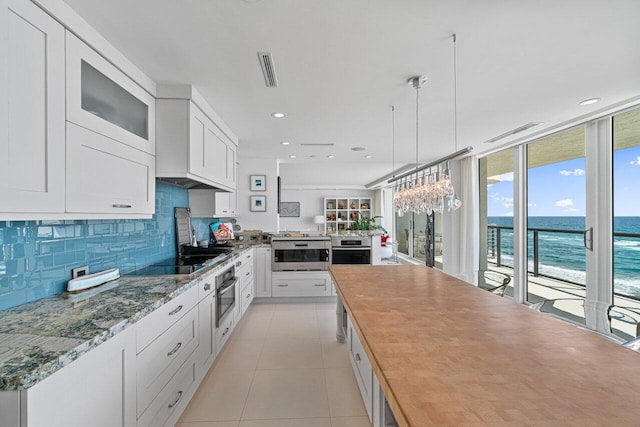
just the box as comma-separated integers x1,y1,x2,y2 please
0,183,188,310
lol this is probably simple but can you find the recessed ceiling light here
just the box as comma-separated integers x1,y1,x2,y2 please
271,112,287,118
327,155,335,159
579,98,600,106
280,141,290,145
364,155,373,159
351,146,367,151
289,155,296,159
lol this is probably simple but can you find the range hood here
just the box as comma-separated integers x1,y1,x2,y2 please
156,177,226,190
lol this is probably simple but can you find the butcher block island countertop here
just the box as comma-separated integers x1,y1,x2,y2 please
329,265,640,427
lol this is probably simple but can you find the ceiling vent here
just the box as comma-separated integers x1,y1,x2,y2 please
257,52,278,87
300,143,335,147
484,122,543,143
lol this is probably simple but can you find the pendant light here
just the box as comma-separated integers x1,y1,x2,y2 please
392,34,466,215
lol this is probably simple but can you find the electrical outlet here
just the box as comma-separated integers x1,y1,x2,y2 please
72,266,89,279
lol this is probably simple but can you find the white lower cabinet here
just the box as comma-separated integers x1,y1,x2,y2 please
136,307,198,418
21,325,137,427
254,247,272,297
136,357,197,427
215,310,235,357
347,314,398,427
196,272,217,381
240,276,255,317
347,315,373,421
272,271,331,297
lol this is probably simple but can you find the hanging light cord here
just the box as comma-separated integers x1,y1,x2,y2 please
391,105,396,178
415,82,420,172
453,33,458,152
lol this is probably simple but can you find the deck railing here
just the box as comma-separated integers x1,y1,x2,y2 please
487,224,640,283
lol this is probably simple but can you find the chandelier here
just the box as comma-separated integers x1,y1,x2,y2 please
393,164,460,216
392,35,464,216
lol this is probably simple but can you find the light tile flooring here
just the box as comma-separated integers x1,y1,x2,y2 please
176,301,372,427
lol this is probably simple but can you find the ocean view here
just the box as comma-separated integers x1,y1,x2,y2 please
487,216,640,298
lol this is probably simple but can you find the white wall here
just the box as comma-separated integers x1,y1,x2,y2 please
237,157,279,232
280,188,376,232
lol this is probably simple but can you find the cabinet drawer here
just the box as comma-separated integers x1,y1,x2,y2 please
272,272,331,297
137,358,197,427
348,316,373,420
66,122,155,215
197,271,215,301
137,284,198,352
240,280,254,316
137,307,198,417
235,250,254,275
215,311,235,357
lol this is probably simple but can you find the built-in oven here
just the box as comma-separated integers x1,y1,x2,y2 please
331,235,372,264
271,237,331,271
216,264,237,328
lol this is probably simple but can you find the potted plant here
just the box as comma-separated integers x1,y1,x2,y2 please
347,213,385,233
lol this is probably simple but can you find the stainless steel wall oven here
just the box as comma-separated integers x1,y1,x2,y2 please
271,237,331,271
216,264,237,327
331,235,372,264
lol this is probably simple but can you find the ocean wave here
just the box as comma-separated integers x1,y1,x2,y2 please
614,240,640,247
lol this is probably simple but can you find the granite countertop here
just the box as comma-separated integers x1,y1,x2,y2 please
330,265,640,426
0,248,251,391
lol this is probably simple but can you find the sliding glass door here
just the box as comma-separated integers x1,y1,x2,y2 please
526,127,587,323
479,148,515,297
610,107,640,340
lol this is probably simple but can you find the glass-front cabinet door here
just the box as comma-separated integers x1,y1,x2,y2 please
65,33,155,154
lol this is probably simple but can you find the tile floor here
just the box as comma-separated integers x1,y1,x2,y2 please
176,301,372,427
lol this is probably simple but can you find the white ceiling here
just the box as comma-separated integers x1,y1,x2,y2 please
63,0,640,185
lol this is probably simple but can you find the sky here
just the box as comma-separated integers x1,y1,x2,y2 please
487,146,640,217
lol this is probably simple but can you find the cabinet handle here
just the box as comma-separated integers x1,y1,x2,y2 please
277,284,289,287
168,305,183,316
246,293,251,298
246,272,251,276
168,390,183,409
246,255,251,259
236,261,242,267
222,327,230,337
167,342,182,356
204,283,211,291
355,353,361,362
314,284,326,287
112,204,132,208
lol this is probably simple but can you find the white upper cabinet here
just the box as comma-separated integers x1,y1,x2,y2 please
66,122,155,214
65,33,155,215
156,85,239,192
0,0,156,218
189,189,237,218
0,0,65,214
66,32,155,155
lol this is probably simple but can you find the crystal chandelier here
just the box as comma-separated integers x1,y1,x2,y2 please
393,35,463,216
393,164,461,216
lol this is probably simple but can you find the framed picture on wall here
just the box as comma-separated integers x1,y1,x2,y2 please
250,175,266,191
279,202,300,217
250,195,267,212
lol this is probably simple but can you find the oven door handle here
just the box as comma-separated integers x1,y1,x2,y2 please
332,247,371,250
217,277,238,295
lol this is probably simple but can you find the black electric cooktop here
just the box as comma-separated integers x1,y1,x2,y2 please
127,246,234,276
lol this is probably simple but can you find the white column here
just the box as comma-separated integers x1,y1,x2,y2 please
513,145,528,304
584,118,613,333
